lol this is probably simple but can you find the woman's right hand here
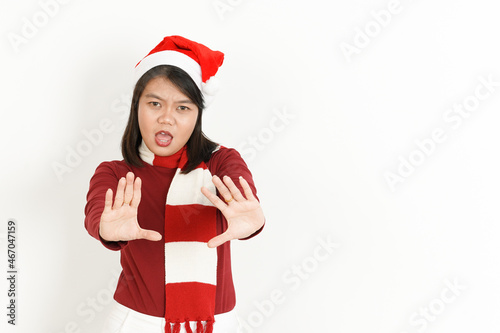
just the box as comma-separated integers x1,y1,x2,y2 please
99,172,162,242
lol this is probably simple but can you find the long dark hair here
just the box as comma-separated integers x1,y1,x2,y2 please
121,65,218,174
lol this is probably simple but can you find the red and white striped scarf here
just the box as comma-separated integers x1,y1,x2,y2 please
139,142,219,333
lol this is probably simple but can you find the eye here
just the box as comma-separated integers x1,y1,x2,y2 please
177,105,190,111
149,101,161,108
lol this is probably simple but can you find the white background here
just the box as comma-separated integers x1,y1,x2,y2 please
1,0,499,332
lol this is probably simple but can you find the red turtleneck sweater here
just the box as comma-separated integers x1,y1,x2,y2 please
84,147,263,317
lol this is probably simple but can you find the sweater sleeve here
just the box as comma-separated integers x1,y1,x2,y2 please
84,161,129,251
210,147,265,240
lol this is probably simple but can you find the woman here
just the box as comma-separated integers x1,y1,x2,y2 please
84,35,265,333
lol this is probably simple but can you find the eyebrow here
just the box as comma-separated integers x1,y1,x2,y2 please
144,93,194,104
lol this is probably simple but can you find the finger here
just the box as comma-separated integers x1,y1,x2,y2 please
130,177,142,208
201,186,227,212
222,175,245,202
113,177,126,209
138,228,162,241
103,188,113,212
211,175,234,203
207,232,233,248
239,176,256,201
123,172,135,205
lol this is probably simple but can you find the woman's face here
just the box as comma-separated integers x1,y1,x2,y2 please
138,76,199,156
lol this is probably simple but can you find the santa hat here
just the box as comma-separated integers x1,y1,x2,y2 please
134,35,224,106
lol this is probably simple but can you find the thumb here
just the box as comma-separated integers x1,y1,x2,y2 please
138,229,162,241
207,232,232,248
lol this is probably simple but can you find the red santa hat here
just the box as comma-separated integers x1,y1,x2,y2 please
134,35,224,106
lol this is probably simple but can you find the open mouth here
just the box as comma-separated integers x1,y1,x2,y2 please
155,131,173,147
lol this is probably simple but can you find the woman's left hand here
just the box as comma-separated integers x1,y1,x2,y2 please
201,175,265,248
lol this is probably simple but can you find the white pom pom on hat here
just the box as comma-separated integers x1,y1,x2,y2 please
202,76,220,96
134,35,224,107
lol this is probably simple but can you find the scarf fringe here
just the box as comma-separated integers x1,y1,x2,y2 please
165,319,214,333
196,320,204,333
205,319,214,333
185,320,193,333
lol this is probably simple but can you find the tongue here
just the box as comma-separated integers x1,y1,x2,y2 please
156,133,172,142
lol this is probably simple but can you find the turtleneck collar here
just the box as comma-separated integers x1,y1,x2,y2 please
139,140,186,169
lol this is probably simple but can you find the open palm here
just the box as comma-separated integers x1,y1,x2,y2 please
201,175,265,248
99,172,162,242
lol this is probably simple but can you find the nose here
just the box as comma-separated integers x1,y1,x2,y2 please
158,107,175,125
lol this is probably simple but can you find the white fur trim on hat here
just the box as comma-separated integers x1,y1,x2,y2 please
135,50,202,89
